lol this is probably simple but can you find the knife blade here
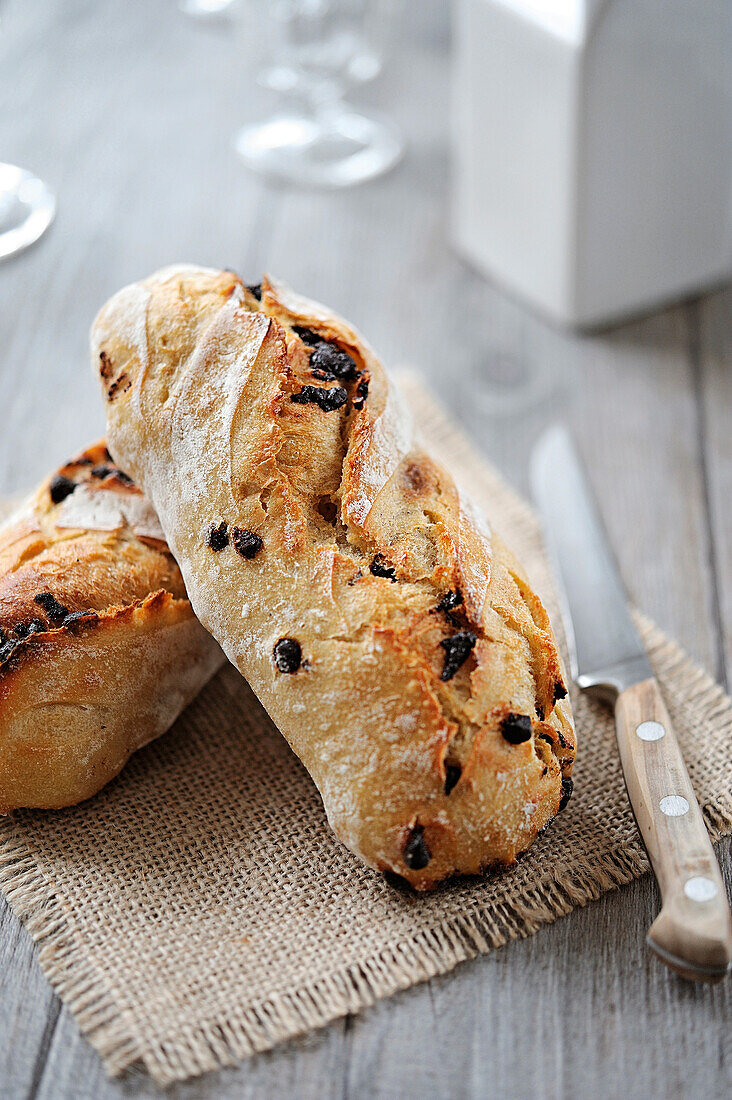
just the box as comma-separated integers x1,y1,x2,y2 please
530,426,732,982
530,425,652,699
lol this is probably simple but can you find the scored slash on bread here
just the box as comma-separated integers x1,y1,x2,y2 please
0,442,224,812
92,265,576,889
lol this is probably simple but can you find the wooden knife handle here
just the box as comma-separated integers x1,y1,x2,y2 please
614,677,732,982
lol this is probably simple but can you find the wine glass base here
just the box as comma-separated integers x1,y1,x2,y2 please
234,109,403,188
179,0,233,16
0,164,56,262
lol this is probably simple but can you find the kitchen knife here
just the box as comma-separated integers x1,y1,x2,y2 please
530,426,731,982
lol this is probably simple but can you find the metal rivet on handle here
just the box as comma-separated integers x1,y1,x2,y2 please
636,720,665,742
659,795,690,817
684,876,718,903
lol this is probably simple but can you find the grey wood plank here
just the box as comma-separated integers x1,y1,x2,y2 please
33,1006,346,1100
343,853,732,1100
698,289,732,689
0,895,59,1100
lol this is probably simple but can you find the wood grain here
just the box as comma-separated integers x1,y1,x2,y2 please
0,0,730,1097
698,291,732,689
615,678,732,980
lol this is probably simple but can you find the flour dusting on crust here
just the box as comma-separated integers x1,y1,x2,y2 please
345,380,414,526
0,496,38,537
153,263,219,283
167,301,270,520
457,492,493,622
54,483,165,542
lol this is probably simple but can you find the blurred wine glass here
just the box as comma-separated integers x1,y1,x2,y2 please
0,164,55,261
0,8,55,261
179,0,235,17
234,0,403,188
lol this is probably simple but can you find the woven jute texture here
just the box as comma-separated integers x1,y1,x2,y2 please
1,375,731,1086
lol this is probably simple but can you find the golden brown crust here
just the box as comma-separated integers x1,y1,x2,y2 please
0,443,224,812
92,265,575,888
0,442,184,632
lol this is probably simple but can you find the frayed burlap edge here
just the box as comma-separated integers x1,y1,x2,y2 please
1,381,731,1085
2,766,730,1085
0,822,647,1082
0,827,141,1074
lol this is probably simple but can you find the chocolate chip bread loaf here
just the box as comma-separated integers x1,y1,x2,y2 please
92,265,575,888
0,442,224,812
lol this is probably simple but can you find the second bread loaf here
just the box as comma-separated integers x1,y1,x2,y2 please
0,442,224,811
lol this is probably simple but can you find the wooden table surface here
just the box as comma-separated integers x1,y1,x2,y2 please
1,2,730,1097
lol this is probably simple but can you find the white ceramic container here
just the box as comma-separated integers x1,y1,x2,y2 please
452,0,732,328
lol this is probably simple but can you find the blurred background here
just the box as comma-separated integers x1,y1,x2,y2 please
0,0,729,686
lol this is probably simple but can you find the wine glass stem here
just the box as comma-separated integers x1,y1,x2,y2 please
290,71,345,119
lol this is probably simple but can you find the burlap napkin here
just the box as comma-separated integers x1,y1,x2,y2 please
1,375,731,1086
